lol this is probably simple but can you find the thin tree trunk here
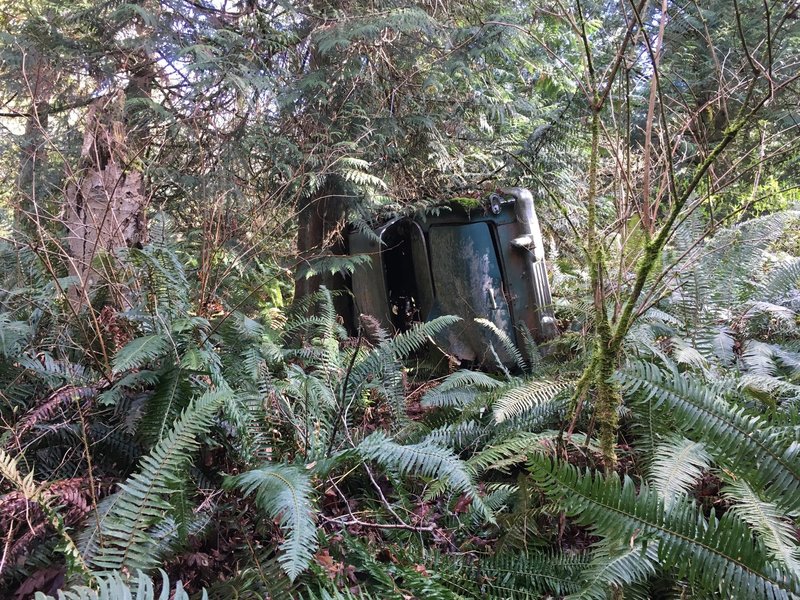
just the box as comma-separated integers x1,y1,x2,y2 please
16,50,53,238
641,0,669,235
293,177,352,323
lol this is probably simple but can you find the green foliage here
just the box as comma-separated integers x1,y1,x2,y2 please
647,436,711,509
1,0,799,596
722,479,800,574
358,431,492,522
112,335,171,374
82,388,230,571
0,314,31,358
421,369,502,409
224,462,317,581
33,570,202,600
296,254,374,280
567,540,659,600
414,549,588,599
529,454,800,599
616,361,800,512
475,317,528,374
493,379,573,423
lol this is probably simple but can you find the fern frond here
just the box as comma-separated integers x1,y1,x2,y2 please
764,256,800,299
421,388,483,409
301,588,384,600
475,550,588,598
617,360,800,512
358,431,493,522
386,315,462,359
648,436,711,509
722,479,800,575
469,430,592,476
475,317,527,372
421,365,501,411
97,370,160,406
671,337,708,369
0,449,89,579
0,313,30,358
224,462,317,581
567,540,659,600
436,369,505,392
297,254,372,280
33,569,200,600
348,316,461,421
744,302,797,330
112,334,171,374
0,447,35,494
743,341,780,376
712,327,736,365
421,420,486,449
232,312,265,340
775,347,800,377
494,379,572,423
138,366,193,445
17,353,91,387
530,454,800,599
83,388,230,571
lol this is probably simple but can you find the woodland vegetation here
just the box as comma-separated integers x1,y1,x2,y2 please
1,0,800,598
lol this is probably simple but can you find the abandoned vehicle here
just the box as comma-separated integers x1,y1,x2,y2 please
347,187,558,368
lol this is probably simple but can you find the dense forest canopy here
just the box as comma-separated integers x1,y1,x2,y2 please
1,0,800,598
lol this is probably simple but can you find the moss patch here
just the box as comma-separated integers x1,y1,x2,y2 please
449,196,482,211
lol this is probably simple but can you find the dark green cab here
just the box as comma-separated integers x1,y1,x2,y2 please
348,188,557,368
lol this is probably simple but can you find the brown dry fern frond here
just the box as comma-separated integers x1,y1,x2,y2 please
6,386,99,450
0,476,104,576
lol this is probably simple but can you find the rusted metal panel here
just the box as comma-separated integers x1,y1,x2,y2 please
495,223,557,341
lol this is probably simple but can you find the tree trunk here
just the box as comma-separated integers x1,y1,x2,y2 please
292,177,354,325
65,91,147,311
16,50,53,238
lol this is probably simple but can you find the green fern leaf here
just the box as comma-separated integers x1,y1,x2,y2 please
112,334,171,374
475,317,528,372
494,379,572,423
764,257,800,299
436,369,505,392
138,366,193,445
421,420,485,449
458,550,587,598
82,388,230,571
386,315,462,359
648,436,711,509
421,369,502,409
348,316,461,421
33,569,202,600
224,462,317,581
530,454,800,599
469,430,593,476
723,479,800,576
358,431,493,522
0,314,30,358
567,540,659,600
617,360,800,512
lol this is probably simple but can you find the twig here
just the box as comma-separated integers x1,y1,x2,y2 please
321,514,435,532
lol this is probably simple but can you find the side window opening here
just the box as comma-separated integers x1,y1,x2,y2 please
381,220,424,332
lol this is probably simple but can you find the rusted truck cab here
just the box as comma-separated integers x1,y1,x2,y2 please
348,188,557,367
